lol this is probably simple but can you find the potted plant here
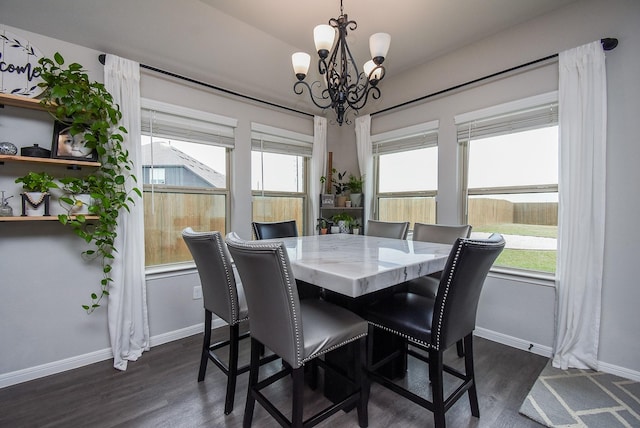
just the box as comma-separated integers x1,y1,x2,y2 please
316,217,330,235
332,212,355,233
37,52,141,313
320,168,349,207
15,171,59,216
347,174,364,207
351,220,361,235
58,176,96,216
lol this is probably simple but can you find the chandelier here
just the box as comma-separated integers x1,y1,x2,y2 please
291,0,390,126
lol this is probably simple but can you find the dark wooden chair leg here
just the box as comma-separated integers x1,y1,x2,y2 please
356,337,369,428
456,340,464,357
198,310,212,382
309,359,318,390
224,324,240,415
464,334,480,417
430,350,446,428
243,338,260,428
292,367,305,428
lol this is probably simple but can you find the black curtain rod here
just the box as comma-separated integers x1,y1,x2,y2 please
372,37,619,117
98,54,313,118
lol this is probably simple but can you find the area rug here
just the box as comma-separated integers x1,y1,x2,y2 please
520,360,640,427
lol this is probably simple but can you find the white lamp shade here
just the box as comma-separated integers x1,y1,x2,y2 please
364,60,382,81
292,52,311,76
369,32,391,59
314,24,336,52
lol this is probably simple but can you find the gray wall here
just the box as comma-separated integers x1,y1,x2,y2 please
1,0,639,386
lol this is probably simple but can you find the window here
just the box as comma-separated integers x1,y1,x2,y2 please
456,92,558,274
251,123,311,236
372,121,439,230
141,99,236,267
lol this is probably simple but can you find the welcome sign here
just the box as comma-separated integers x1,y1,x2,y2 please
0,29,44,98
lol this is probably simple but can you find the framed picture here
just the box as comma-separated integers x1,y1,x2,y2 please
321,194,335,207
51,121,98,161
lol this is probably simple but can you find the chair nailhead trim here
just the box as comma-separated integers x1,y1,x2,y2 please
368,321,433,349
301,333,368,365
214,235,239,324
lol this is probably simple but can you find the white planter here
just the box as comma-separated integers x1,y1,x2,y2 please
338,220,349,233
350,193,362,207
61,193,92,215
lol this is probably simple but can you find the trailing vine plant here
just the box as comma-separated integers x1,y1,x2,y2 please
37,52,141,313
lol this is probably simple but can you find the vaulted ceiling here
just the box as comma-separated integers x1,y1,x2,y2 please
2,0,579,116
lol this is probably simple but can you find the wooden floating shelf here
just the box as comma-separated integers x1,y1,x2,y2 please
0,215,99,222
0,154,100,168
0,93,54,111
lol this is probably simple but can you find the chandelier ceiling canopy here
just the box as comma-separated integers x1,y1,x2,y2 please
291,0,390,126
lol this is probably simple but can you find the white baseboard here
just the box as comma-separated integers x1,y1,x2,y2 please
0,319,226,389
4,322,638,389
474,327,553,358
598,361,640,382
0,347,114,389
475,327,640,382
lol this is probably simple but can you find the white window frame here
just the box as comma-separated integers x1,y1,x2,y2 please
371,120,439,226
251,123,312,235
141,99,236,268
456,92,559,278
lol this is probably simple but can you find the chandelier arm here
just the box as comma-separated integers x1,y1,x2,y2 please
293,81,334,110
347,85,381,111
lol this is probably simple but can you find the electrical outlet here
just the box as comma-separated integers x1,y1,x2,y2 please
193,285,202,300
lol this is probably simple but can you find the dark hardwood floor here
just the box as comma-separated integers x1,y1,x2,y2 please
0,328,547,427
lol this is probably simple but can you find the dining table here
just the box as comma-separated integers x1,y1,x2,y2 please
278,233,453,298
275,233,453,404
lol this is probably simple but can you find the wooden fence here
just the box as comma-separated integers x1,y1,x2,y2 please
144,192,557,266
144,191,226,266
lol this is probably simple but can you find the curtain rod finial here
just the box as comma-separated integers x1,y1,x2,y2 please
601,38,618,51
98,54,106,65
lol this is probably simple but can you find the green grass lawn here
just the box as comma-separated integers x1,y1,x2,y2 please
473,223,557,273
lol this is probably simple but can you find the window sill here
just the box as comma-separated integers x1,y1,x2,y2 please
145,262,196,280
489,267,556,287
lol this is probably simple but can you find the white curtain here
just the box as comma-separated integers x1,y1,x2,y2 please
354,114,373,226
104,55,149,370
553,41,607,370
310,116,327,233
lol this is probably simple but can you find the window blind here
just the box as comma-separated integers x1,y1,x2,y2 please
455,92,558,142
141,98,236,148
251,123,313,157
371,120,439,155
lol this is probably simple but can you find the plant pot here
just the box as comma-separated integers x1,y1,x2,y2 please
352,227,360,235
350,193,362,207
320,228,328,235
330,226,340,234
21,192,50,216
336,195,348,207
60,193,92,215
338,220,349,233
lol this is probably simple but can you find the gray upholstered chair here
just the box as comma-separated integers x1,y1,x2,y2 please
365,234,505,428
182,228,277,415
366,219,409,239
252,219,319,300
251,219,298,240
406,223,472,357
407,223,472,298
225,232,369,428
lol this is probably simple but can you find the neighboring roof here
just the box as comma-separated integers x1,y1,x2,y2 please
141,141,225,188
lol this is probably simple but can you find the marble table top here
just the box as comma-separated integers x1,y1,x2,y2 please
277,234,452,298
